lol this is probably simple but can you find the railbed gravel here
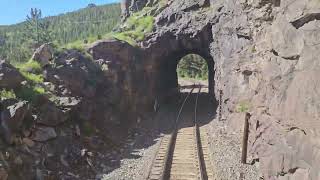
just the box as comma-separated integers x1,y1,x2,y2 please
99,129,162,180
204,118,260,180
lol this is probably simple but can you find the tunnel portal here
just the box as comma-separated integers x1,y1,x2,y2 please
154,50,215,103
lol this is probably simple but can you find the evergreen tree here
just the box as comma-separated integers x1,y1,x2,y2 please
24,8,52,49
177,54,208,80
0,3,121,63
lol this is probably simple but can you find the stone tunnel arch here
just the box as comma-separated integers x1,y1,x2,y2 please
176,54,210,87
88,24,216,113
154,50,215,102
141,24,216,105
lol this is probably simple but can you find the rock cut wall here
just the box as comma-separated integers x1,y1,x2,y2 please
210,0,320,179
90,0,320,179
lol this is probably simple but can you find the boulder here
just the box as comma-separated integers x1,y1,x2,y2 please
37,101,68,126
31,126,57,142
44,50,102,98
54,97,81,107
31,43,53,67
0,100,31,144
0,60,25,89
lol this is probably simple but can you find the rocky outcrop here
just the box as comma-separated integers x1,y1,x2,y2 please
207,0,320,179
1,0,319,179
37,100,68,126
121,0,150,17
0,46,133,179
44,50,103,98
31,43,53,67
0,99,31,144
90,0,320,179
0,60,25,90
31,126,57,142
89,5,216,109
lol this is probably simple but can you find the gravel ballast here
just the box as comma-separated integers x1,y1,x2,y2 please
204,119,260,180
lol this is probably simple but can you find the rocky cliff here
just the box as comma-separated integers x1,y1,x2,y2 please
1,0,320,179
98,0,320,179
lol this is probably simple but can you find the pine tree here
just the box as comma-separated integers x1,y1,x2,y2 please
0,3,121,63
24,8,52,49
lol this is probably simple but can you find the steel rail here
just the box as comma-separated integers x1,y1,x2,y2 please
147,86,195,180
194,85,206,180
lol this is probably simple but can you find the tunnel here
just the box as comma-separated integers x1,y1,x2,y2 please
154,50,216,103
88,24,216,113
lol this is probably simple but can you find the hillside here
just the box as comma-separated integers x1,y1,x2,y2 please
0,3,121,63
0,2,207,80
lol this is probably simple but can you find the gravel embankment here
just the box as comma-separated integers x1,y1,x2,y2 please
204,119,260,180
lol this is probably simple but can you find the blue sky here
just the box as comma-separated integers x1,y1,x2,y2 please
0,0,120,25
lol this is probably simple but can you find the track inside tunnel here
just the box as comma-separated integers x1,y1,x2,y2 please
155,52,216,106
147,84,217,180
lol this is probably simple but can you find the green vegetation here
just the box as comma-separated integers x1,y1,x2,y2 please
20,72,44,84
24,8,52,48
33,87,46,94
16,60,44,84
63,40,86,52
0,59,45,103
236,101,250,113
0,89,16,100
13,59,46,103
177,54,208,80
0,3,121,63
158,0,167,7
16,59,42,74
113,7,155,46
15,86,45,103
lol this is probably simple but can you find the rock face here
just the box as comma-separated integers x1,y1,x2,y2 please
44,50,102,98
121,0,149,17
0,99,31,144
90,0,320,179
1,0,319,179
0,47,129,179
209,1,320,179
31,43,53,67
31,126,57,142
37,100,68,126
0,60,25,89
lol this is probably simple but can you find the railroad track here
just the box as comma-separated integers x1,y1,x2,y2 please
147,85,214,180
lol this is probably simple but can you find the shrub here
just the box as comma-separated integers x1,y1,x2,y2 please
112,9,154,46
15,86,45,103
21,72,44,84
236,101,250,113
13,58,48,103
0,89,16,100
33,87,45,94
16,59,42,74
63,40,85,52
113,32,137,46
15,87,37,103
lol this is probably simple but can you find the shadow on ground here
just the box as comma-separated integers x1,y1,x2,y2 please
100,84,218,179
